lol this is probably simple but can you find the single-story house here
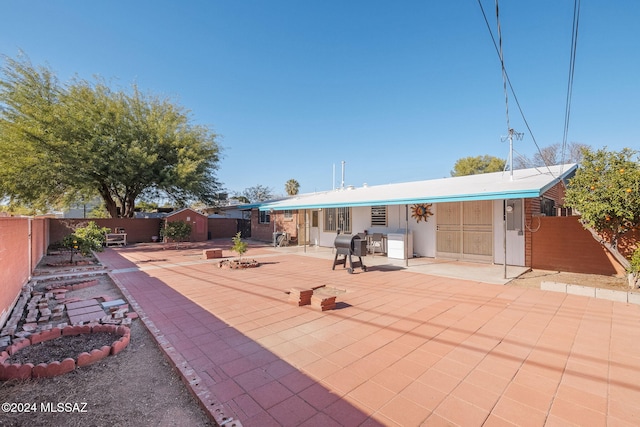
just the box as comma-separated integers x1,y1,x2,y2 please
257,164,577,267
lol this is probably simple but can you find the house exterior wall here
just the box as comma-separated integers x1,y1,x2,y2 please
0,217,48,329
251,209,299,244
314,205,436,257
166,209,208,242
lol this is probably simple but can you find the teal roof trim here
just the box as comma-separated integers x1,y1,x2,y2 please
259,189,543,211
257,164,577,212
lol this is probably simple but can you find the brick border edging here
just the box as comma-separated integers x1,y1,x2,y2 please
107,271,243,427
541,281,640,304
0,325,130,380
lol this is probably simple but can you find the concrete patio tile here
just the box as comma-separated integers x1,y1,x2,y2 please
250,380,294,409
301,357,341,380
234,367,274,392
227,393,264,420
268,395,317,427
555,383,607,415
491,396,548,427
502,381,554,413
347,380,397,411
298,412,344,427
450,380,501,412
321,369,367,395
323,348,361,368
432,395,494,427
297,382,340,411
398,379,447,411
98,241,640,426
278,370,316,393
549,396,607,426
322,398,372,427
370,368,415,394
378,395,432,427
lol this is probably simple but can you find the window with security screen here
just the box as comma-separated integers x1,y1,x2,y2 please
259,210,270,224
370,205,387,226
324,207,351,233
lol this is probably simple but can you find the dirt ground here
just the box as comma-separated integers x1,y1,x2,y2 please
508,269,632,291
0,254,214,427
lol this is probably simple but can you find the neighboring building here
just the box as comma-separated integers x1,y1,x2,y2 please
165,208,208,242
258,164,577,267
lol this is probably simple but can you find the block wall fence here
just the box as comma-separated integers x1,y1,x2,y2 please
1,214,637,329
0,217,49,328
1,215,241,328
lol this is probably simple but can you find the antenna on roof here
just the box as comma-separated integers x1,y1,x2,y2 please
501,128,524,180
332,163,335,190
341,161,345,190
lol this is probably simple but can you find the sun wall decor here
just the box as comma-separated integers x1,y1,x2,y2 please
411,203,433,223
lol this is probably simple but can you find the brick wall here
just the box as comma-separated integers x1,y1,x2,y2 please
250,209,299,244
530,216,634,276
49,218,163,244
208,218,239,239
251,209,274,242
524,181,568,266
0,217,48,328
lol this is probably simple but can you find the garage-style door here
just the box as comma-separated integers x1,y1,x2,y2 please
436,201,493,262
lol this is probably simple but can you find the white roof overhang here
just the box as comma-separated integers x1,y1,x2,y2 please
260,164,577,211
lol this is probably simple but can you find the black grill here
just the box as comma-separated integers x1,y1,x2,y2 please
332,234,367,274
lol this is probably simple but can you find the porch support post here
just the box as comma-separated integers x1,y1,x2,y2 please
405,204,409,267
503,200,507,279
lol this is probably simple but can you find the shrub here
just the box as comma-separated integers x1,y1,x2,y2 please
627,247,640,287
231,232,248,260
161,220,192,243
61,221,110,262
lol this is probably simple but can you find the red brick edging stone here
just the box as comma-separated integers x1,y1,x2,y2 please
0,325,130,380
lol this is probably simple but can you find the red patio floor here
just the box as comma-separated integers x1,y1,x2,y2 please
96,240,640,426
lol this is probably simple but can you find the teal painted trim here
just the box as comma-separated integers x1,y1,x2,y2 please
259,189,541,211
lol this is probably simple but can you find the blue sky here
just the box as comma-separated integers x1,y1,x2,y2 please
1,1,638,197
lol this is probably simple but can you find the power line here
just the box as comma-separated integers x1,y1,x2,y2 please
477,0,554,177
560,0,581,171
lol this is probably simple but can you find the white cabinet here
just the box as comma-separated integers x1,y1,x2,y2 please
387,232,413,259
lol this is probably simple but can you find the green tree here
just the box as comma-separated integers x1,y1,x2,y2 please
0,55,221,217
564,147,640,270
450,155,505,177
285,179,300,196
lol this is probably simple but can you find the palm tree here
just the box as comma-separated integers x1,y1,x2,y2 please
285,179,300,196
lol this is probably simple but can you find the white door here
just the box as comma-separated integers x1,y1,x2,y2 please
310,210,320,246
505,199,525,266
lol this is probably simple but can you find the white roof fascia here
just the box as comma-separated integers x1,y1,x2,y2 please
260,164,577,211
